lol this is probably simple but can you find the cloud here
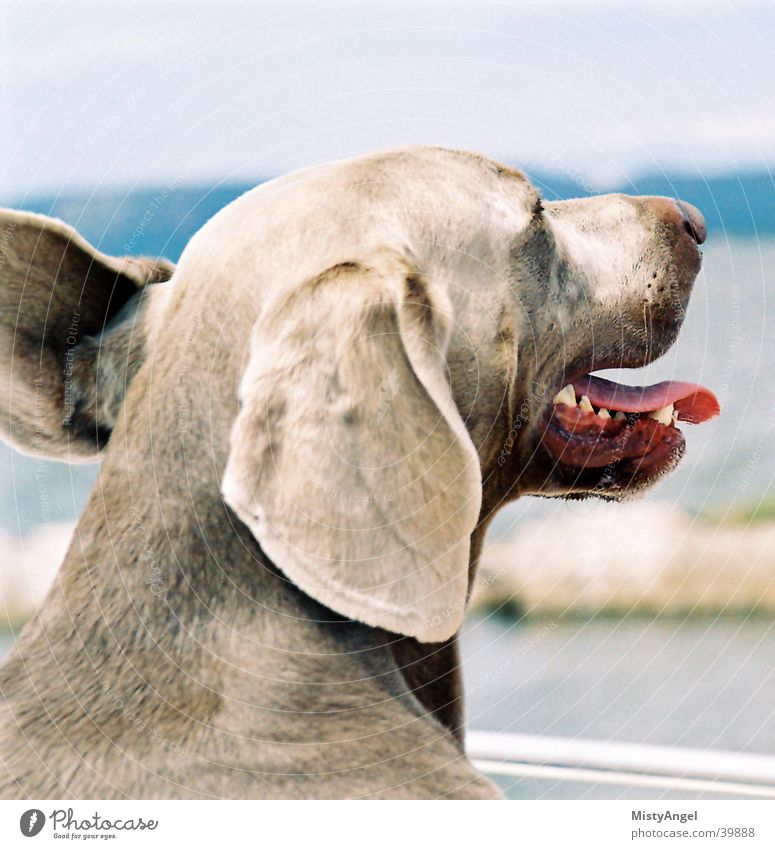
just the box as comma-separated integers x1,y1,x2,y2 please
2,0,773,198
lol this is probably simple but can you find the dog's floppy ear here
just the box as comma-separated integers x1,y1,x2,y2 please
0,209,174,461
222,248,482,642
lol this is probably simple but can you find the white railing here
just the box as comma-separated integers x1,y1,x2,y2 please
467,730,775,798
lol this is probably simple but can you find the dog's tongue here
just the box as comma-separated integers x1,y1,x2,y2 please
572,374,720,423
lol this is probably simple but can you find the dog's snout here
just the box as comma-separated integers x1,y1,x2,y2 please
642,196,707,245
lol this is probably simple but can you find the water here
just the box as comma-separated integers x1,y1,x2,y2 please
461,614,775,799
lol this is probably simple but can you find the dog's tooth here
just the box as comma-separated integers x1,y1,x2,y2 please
648,404,674,426
672,409,680,426
614,411,627,422
578,395,594,414
597,407,611,419
552,384,576,407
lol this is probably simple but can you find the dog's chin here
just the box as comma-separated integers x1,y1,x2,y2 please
534,436,686,500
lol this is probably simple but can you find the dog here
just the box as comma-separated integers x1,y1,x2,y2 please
0,146,716,798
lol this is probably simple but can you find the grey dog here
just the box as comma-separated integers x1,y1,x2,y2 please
0,147,711,798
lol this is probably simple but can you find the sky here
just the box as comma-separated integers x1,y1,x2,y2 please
2,0,774,200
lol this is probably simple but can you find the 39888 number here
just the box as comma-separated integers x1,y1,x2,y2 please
717,827,755,838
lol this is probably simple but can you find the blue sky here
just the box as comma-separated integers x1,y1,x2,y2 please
2,0,774,199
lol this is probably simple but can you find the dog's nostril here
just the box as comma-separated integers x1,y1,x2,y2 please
678,201,707,245
640,196,707,246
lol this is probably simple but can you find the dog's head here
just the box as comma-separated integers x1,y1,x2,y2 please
0,147,718,643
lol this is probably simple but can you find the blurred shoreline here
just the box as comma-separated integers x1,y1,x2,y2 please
475,501,775,621
3,502,775,634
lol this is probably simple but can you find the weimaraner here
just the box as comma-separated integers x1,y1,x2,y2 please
0,147,718,798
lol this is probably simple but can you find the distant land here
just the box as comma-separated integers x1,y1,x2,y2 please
7,167,775,264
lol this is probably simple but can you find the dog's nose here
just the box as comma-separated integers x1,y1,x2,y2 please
642,196,707,245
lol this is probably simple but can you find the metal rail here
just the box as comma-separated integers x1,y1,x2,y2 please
467,730,775,798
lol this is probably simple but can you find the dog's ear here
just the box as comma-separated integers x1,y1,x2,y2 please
222,249,482,642
0,209,174,461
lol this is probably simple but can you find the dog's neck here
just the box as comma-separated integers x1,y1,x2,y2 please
9,447,478,754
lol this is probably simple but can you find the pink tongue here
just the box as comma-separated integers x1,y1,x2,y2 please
572,375,720,424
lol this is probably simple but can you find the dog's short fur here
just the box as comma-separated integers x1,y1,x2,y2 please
0,147,704,798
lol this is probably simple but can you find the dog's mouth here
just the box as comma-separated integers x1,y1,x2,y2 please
540,373,719,478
